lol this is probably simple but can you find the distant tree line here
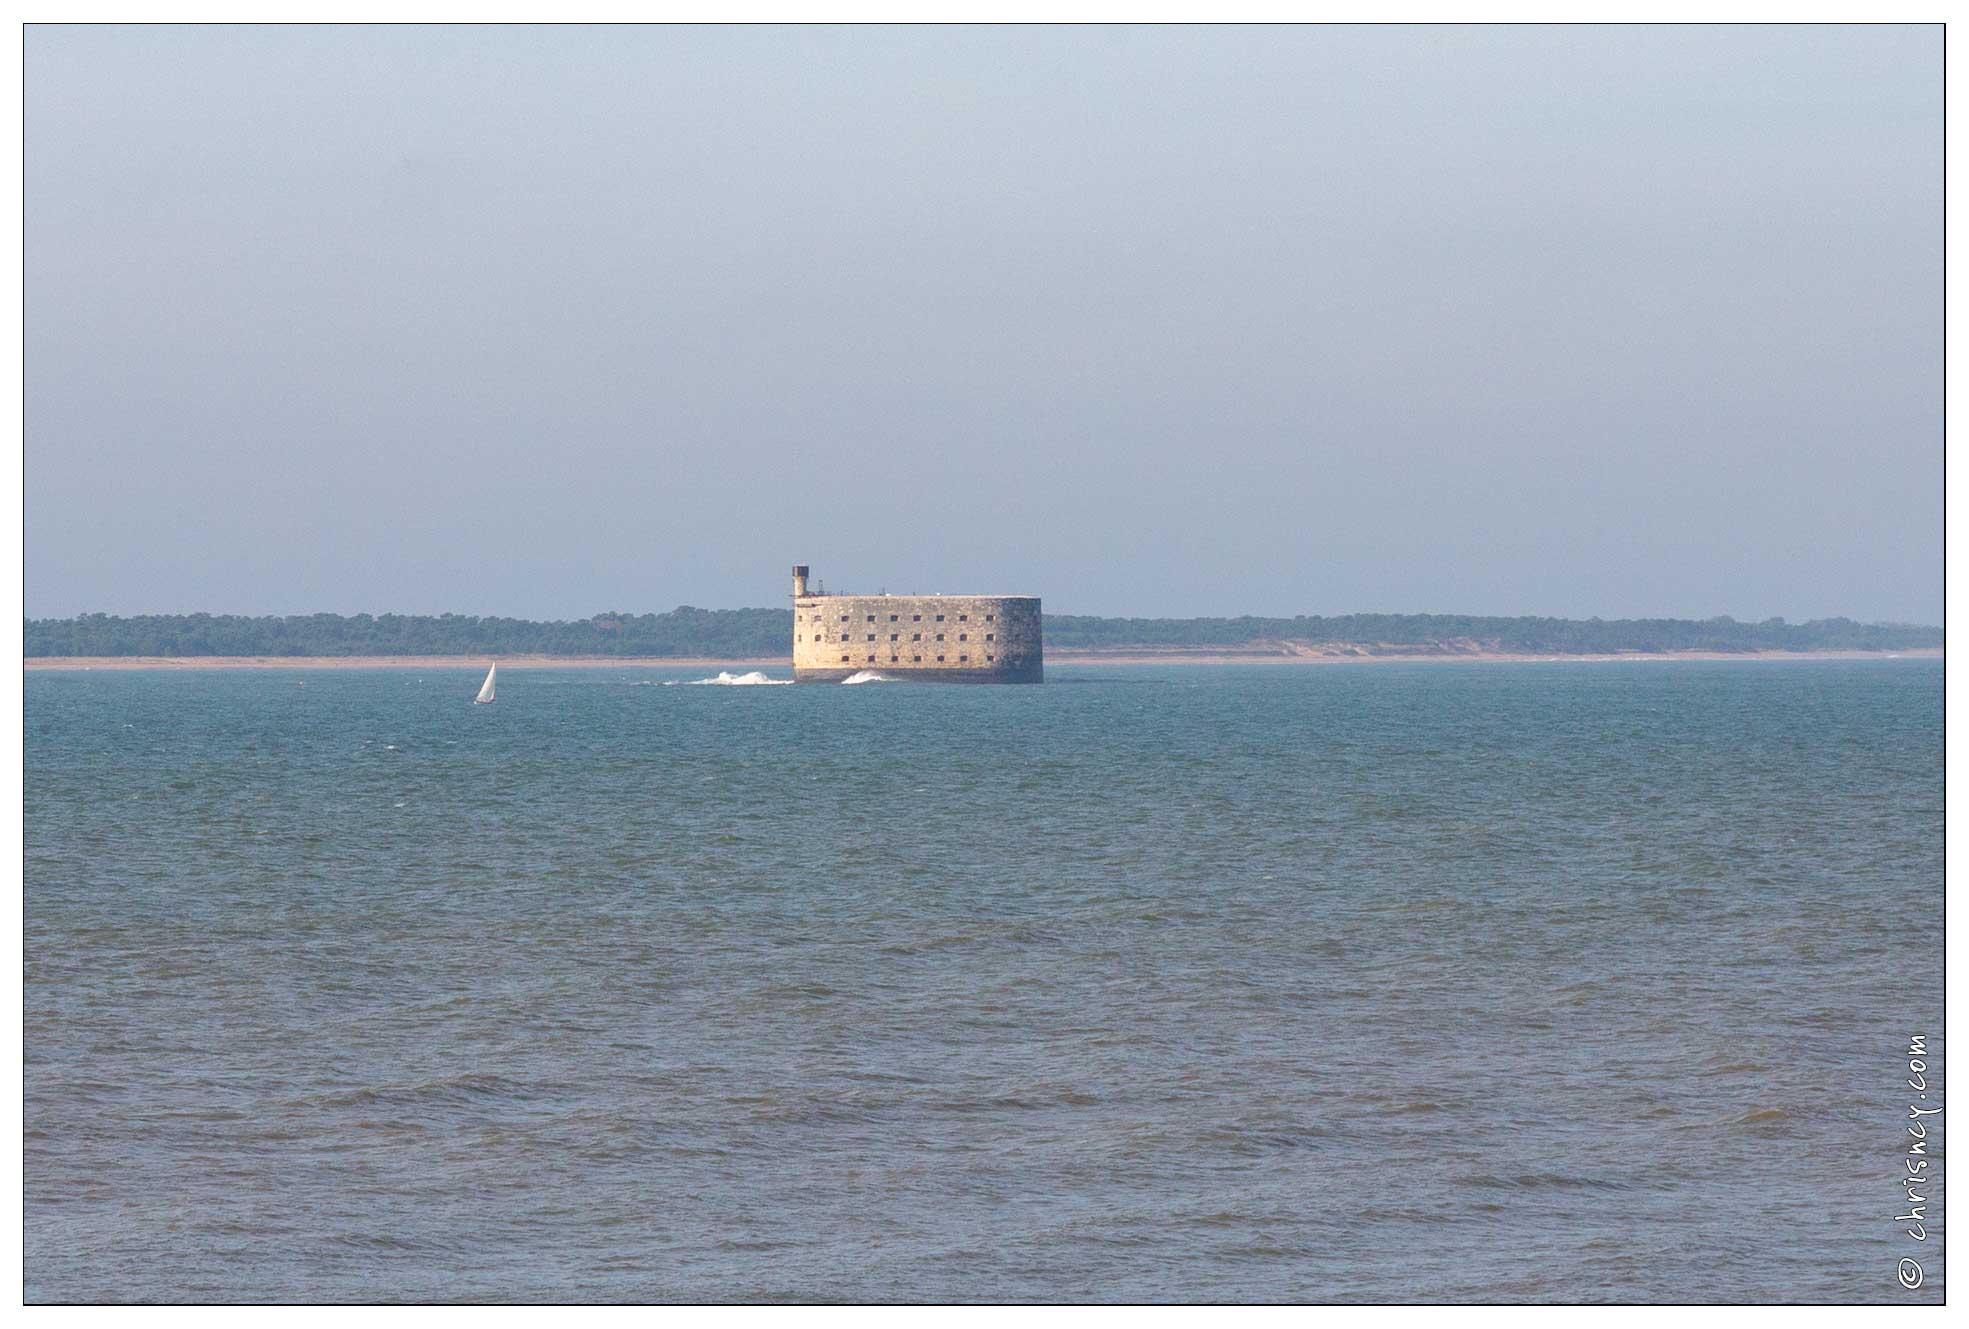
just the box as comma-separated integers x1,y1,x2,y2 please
23,608,1942,658
25,609,791,658
1041,613,1943,654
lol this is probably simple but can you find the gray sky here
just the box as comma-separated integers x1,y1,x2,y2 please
26,24,1941,622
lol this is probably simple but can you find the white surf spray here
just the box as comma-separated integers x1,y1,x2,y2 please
662,671,793,687
841,670,895,685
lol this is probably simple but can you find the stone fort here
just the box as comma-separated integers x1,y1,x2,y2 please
790,566,1043,684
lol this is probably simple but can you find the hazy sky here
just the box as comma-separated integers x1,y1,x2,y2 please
26,24,1941,621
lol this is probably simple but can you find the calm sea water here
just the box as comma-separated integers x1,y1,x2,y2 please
25,661,1945,1303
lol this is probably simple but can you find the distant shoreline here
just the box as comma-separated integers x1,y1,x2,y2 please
1051,646,1946,665
23,654,788,671
23,648,1944,671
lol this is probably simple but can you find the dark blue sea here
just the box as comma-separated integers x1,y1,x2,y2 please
24,660,1946,1303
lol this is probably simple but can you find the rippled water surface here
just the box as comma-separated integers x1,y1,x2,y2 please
25,661,1945,1302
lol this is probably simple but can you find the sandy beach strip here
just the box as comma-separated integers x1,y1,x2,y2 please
1047,647,1943,666
23,648,1941,671
21,654,786,671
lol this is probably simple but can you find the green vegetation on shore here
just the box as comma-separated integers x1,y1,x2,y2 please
23,609,1942,658
1044,612,1941,654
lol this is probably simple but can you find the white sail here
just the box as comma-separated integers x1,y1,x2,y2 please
474,664,496,704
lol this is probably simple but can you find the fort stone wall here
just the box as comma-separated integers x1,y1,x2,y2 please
790,569,1042,683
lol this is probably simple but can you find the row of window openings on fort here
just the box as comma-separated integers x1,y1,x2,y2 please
802,612,993,624
842,653,992,665
800,631,994,644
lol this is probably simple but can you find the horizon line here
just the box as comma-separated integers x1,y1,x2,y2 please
22,606,1946,631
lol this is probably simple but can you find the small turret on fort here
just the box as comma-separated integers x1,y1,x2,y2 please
790,564,1043,684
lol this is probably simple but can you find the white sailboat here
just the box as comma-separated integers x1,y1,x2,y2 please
473,664,497,705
